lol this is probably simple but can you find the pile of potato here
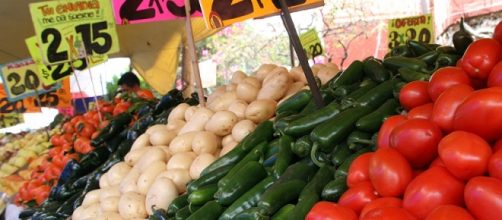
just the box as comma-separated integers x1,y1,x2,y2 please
71,63,339,220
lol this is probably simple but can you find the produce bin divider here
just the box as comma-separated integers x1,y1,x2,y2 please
278,0,324,108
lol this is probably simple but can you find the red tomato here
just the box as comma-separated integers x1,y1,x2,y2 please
369,148,413,197
338,181,379,214
99,120,110,130
74,137,93,154
428,67,472,101
453,87,502,142
32,185,50,205
488,149,502,180
43,165,62,181
360,197,402,219
487,61,502,87
48,147,63,158
494,21,502,43
438,131,492,180
465,176,502,220
390,119,443,168
136,89,155,100
113,101,131,116
76,121,96,139
407,103,433,120
431,84,474,133
347,153,373,188
493,138,502,152
51,154,66,168
399,81,431,110
470,78,487,89
403,166,465,219
70,115,85,125
362,207,417,220
376,115,407,150
49,134,62,147
425,205,474,220
430,157,445,168
461,38,502,79
306,202,358,220
62,122,75,134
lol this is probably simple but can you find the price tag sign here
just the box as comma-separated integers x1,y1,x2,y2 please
0,85,41,114
29,0,119,64
388,14,434,50
112,0,202,25
0,59,61,102
0,113,24,128
200,0,323,29
24,77,72,109
300,28,323,59
25,36,107,84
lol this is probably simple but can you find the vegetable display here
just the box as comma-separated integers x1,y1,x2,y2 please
307,22,502,220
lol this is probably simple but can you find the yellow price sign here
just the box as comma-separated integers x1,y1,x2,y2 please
29,0,119,65
300,28,323,59
200,0,323,29
388,14,434,50
25,36,107,85
0,113,24,128
0,59,61,102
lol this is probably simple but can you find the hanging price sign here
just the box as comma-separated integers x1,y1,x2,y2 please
29,0,119,65
0,85,41,114
388,14,434,50
26,36,107,85
299,28,323,59
200,0,323,29
0,113,24,128
112,0,202,25
0,59,61,102
24,77,72,109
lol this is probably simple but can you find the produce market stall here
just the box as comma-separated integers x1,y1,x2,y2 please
0,0,501,220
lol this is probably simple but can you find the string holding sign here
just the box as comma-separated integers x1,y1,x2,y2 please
29,0,119,65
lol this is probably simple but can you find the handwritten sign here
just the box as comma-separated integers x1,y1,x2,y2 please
26,36,107,85
388,14,434,49
0,85,41,114
0,113,24,128
300,28,323,59
200,0,323,29
29,0,119,64
0,59,61,102
112,0,202,25
24,77,72,109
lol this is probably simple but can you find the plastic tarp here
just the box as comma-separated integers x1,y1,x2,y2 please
0,0,217,94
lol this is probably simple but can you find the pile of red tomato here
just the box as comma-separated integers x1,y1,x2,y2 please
307,21,502,220
13,88,154,206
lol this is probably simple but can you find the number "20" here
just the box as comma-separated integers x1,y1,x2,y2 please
7,70,40,96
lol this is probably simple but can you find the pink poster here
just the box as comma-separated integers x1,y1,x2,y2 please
112,0,202,25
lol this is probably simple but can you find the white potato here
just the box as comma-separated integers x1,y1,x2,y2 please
263,67,288,84
226,83,237,92
207,86,226,105
137,161,166,195
258,71,291,101
145,177,179,215
166,119,186,134
227,100,248,119
242,77,261,88
221,135,235,148
101,196,120,212
311,63,326,75
232,119,256,142
245,100,277,123
162,169,192,193
166,152,196,170
149,128,176,146
118,192,147,219
208,92,238,112
131,134,150,151
133,147,167,172
204,111,238,136
255,64,277,81
119,168,141,194
317,67,339,85
81,189,101,207
179,107,214,135
192,131,220,155
100,173,110,188
124,148,149,166
220,142,238,156
184,106,199,122
189,153,216,179
231,71,247,84
79,203,101,220
169,132,197,154
236,82,259,103
100,187,121,202
96,212,123,220
107,162,132,186
168,103,189,123
146,124,168,135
